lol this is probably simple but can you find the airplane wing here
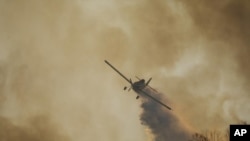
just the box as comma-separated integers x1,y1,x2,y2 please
105,60,132,84
138,89,172,110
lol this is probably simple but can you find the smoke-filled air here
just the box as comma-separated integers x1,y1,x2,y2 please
0,0,249,141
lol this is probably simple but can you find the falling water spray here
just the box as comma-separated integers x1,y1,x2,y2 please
138,87,192,141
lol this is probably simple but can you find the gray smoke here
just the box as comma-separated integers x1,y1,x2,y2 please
139,87,192,141
1,0,249,140
0,115,69,141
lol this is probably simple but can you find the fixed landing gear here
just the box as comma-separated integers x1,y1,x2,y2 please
124,86,131,91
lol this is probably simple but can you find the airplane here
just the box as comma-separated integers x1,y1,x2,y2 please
104,60,172,110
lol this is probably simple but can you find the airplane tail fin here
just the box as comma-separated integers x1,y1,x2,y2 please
146,77,152,86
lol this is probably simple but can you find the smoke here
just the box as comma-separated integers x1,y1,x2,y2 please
0,115,69,141
0,0,250,141
139,87,192,141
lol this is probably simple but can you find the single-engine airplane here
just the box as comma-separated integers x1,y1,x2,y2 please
104,60,172,110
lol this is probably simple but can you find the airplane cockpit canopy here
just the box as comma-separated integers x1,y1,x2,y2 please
140,79,145,84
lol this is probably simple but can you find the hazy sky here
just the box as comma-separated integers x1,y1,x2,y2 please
0,0,249,141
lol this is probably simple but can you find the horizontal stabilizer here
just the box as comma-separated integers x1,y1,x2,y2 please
146,78,152,86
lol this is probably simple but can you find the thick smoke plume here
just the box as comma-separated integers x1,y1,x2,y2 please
139,87,192,141
0,0,250,141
